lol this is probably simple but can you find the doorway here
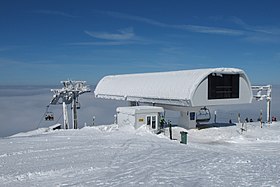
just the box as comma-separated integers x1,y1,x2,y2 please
146,115,158,130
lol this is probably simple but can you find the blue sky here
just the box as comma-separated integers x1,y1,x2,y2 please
1,0,280,85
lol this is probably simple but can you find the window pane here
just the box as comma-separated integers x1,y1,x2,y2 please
147,116,151,125
208,74,239,99
190,112,195,121
152,116,156,129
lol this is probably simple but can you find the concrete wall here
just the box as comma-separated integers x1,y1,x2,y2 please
178,108,199,129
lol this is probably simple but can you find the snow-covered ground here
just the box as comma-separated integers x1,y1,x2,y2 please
1,122,280,186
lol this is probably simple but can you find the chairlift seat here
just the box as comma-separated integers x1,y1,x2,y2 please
45,112,54,121
196,107,211,122
76,102,81,109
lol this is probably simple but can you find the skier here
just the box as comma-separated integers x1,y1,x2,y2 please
160,116,166,129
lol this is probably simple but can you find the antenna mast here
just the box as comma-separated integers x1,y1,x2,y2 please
50,80,91,129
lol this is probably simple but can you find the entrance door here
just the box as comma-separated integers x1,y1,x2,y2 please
146,115,157,130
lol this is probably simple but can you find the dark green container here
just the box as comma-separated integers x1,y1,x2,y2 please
180,131,188,144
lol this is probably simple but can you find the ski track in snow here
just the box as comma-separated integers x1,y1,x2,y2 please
1,123,280,186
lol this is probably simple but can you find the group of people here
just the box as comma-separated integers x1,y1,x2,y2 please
245,118,254,123
45,114,54,121
231,116,278,124
246,116,277,122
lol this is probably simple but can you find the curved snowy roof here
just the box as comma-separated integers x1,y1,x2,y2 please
94,68,252,107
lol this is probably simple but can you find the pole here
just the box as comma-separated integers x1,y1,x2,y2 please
74,102,78,129
72,95,78,129
238,113,241,124
267,98,271,124
237,113,241,130
169,120,172,140
214,111,217,123
62,102,69,129
267,85,272,124
72,100,74,129
260,109,263,128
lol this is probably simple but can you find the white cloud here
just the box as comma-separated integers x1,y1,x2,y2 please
69,41,138,46
231,17,280,43
85,27,135,40
244,34,280,44
98,10,167,27
97,10,244,36
69,27,155,46
175,25,244,36
231,17,280,35
97,11,280,43
35,10,78,18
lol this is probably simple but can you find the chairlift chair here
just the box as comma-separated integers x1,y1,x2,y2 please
76,102,81,109
45,112,54,121
196,107,211,123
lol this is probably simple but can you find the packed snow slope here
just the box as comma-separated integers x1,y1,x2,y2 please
1,122,280,186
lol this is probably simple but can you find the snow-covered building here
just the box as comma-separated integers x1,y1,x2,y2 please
95,68,253,129
116,106,164,132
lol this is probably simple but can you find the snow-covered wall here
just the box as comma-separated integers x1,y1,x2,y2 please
117,106,164,129
95,68,252,107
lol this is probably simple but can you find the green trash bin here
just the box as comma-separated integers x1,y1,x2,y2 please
180,131,188,144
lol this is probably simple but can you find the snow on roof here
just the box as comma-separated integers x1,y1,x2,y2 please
94,68,247,106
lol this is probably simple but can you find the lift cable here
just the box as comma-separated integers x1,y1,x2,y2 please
37,104,51,129
54,110,63,125
37,103,66,129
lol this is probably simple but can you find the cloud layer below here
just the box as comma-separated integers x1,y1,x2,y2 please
1,85,279,137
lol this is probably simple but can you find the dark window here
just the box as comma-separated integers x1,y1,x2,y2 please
190,112,196,121
208,74,239,99
152,116,156,129
147,116,151,125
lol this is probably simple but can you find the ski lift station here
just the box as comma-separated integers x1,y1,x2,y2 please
95,68,253,130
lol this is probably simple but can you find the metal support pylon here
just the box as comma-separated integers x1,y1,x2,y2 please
252,85,272,123
49,80,91,129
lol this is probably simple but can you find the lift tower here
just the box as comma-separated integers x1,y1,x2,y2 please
50,80,91,129
252,85,272,123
